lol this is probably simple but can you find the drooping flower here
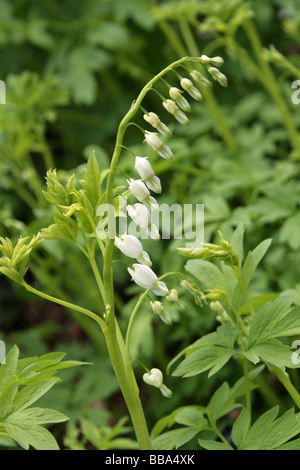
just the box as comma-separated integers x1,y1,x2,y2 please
134,157,162,194
128,178,158,212
143,112,172,137
169,87,191,113
162,99,189,126
127,263,169,296
143,368,172,398
144,131,173,160
114,234,152,266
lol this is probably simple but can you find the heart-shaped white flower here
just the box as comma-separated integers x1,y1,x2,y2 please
143,368,163,388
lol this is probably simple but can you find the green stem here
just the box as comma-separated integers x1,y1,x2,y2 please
103,323,152,449
271,365,300,409
21,281,105,330
243,19,300,153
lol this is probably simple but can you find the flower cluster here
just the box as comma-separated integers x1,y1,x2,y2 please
113,55,227,316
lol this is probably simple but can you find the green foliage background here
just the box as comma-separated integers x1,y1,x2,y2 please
0,0,300,450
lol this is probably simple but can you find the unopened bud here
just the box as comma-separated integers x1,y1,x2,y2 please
180,78,203,101
190,70,212,88
208,67,228,87
151,300,172,325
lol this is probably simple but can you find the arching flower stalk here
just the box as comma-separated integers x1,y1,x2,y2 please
0,55,227,450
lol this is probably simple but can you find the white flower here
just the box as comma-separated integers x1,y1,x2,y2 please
143,368,172,398
143,368,163,388
127,263,169,296
144,131,173,160
128,178,150,202
127,203,160,240
114,234,152,266
134,157,162,194
180,78,203,101
143,112,172,137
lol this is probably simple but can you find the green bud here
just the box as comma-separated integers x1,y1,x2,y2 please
208,67,228,87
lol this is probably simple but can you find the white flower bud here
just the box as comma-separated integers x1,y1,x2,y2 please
163,99,179,115
135,157,154,180
163,100,189,126
180,78,203,101
135,157,162,194
143,112,172,137
200,55,224,67
166,288,186,310
169,87,191,112
128,178,150,202
190,70,212,88
210,56,224,67
151,300,172,325
143,112,160,128
144,132,173,160
208,67,228,87
200,54,212,64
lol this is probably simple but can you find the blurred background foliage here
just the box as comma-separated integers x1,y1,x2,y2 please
0,0,300,449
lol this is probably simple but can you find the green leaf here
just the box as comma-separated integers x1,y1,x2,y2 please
198,439,233,450
239,407,300,450
82,151,101,211
5,407,68,426
0,345,19,383
3,423,60,450
174,408,205,428
248,296,293,347
244,339,297,369
152,427,200,450
230,223,245,266
185,259,232,295
11,379,57,413
231,408,251,449
173,345,233,378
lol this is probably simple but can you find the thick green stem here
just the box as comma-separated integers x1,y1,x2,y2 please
103,324,152,449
